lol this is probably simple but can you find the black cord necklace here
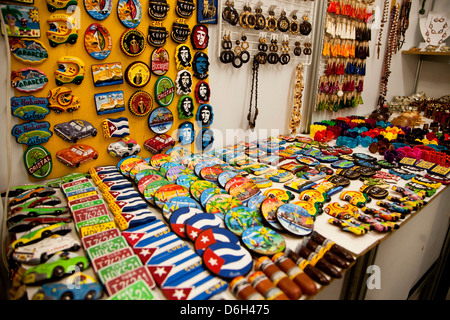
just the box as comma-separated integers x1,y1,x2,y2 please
248,58,259,130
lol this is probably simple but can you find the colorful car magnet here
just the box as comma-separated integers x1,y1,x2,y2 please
241,226,285,256
203,242,253,279
128,90,153,117
117,0,142,28
23,145,53,179
175,69,193,95
191,24,208,49
46,14,78,47
84,0,113,20
56,144,99,167
151,47,170,76
148,0,170,20
9,39,48,65
277,203,314,236
102,117,129,138
11,68,48,93
120,28,146,57
192,51,209,80
195,81,210,104
54,119,97,143
84,23,112,60
154,76,175,107
1,4,41,38
94,91,125,115
196,104,213,127
148,107,173,134
11,95,49,121
91,62,123,87
125,61,151,88
54,56,86,86
12,121,53,146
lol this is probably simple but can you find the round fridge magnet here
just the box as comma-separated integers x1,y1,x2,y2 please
125,61,151,88
128,90,153,116
148,107,173,134
120,29,146,57
84,23,112,60
154,76,175,107
117,0,143,28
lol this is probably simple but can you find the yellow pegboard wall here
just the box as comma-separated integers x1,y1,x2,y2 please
7,0,209,182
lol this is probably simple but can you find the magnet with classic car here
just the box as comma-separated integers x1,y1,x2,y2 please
107,136,141,158
53,119,97,143
56,144,99,167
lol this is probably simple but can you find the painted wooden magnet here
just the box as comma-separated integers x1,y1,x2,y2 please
46,14,78,47
54,56,86,86
176,0,195,19
11,95,49,121
91,62,123,87
175,70,193,95
12,121,53,146
120,28,146,57
0,4,41,38
108,136,141,158
84,23,112,60
47,86,80,113
196,104,213,127
147,23,169,47
148,107,173,134
193,51,209,80
175,44,192,70
23,145,53,179
56,144,99,167
117,0,142,28
177,95,194,119
194,81,210,104
125,61,150,88
47,0,78,12
197,0,217,24
177,121,195,145
102,117,130,138
9,38,48,65
171,21,191,43
151,47,170,76
191,24,208,50
154,76,175,107
53,119,97,143
128,90,153,117
148,0,170,20
11,67,48,93
84,0,113,20
94,91,125,115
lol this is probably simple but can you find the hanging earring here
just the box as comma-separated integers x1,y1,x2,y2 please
278,10,290,32
290,14,300,35
266,10,278,31
268,37,279,64
300,15,312,36
294,41,302,56
240,34,250,64
232,37,243,68
280,39,291,65
223,1,239,26
254,7,266,30
220,32,234,64
255,34,268,65
303,42,312,55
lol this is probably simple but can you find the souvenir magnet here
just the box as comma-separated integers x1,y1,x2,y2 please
102,117,129,138
11,95,49,121
284,178,316,194
277,203,314,236
171,21,191,43
196,104,214,127
84,23,112,60
120,28,146,57
148,0,170,20
331,159,355,169
165,165,192,181
250,176,272,189
56,144,99,168
147,23,169,47
117,0,142,28
328,218,368,236
151,47,170,76
154,184,189,209
94,91,125,115
205,194,242,219
9,38,48,65
197,128,215,152
224,206,263,236
194,227,240,257
176,0,195,19
125,61,150,88
11,68,48,93
107,136,141,158
144,133,175,154
177,95,195,119
162,196,201,220
340,191,371,208
1,4,40,38
360,185,389,199
23,145,52,179
195,81,210,104
154,76,175,107
91,62,123,87
175,69,193,95
190,180,217,200
143,180,171,203
200,166,223,183
46,14,78,47
84,0,113,20
186,212,224,241
203,242,253,279
241,226,286,256
176,173,199,189
191,24,208,50
175,44,192,70
53,119,97,143
169,206,203,238
192,51,209,80
12,121,53,146
54,56,86,86
260,197,285,230
228,178,261,203
148,107,173,134
265,170,294,183
197,0,218,24
128,90,153,117
298,189,330,208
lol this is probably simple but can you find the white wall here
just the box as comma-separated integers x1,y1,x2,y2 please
1,0,450,190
